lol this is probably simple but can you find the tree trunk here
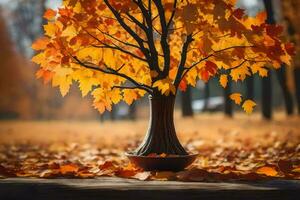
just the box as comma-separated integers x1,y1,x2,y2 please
276,66,294,115
181,87,193,117
262,74,272,119
295,68,300,114
203,83,210,111
224,81,233,117
134,95,188,156
246,76,254,100
262,0,274,120
110,105,116,121
128,103,136,120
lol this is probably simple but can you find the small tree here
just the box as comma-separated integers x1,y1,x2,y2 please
32,0,293,156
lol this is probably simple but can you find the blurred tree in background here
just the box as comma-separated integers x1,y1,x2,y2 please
0,0,299,120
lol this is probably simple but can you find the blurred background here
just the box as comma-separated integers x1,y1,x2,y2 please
0,0,299,121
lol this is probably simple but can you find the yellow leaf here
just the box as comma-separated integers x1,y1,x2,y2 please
44,22,57,37
280,54,291,66
258,68,268,77
185,68,198,87
242,100,256,114
256,166,278,177
52,75,72,97
61,25,77,38
109,89,122,104
123,89,138,105
230,65,250,81
77,47,102,61
250,63,268,77
93,101,106,113
103,49,115,67
78,77,98,97
92,88,112,113
153,78,176,95
31,52,46,64
219,74,228,88
73,2,82,13
230,93,242,105
52,67,73,97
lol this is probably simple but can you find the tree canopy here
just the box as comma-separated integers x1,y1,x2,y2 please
32,0,294,113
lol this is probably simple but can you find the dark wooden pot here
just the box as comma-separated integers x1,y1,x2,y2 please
126,153,198,171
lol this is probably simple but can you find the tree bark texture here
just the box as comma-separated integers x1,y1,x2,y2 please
276,67,294,115
295,68,300,114
246,76,254,100
224,81,233,117
181,87,193,117
134,95,188,156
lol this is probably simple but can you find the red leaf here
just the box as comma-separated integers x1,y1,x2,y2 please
44,9,57,20
277,160,293,174
251,25,264,34
201,70,209,82
205,61,218,75
266,25,283,37
233,8,245,20
179,80,187,92
285,43,296,56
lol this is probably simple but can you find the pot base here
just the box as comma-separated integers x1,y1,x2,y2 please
126,153,198,171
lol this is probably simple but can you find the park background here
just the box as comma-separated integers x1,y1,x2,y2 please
0,0,299,121
0,0,300,183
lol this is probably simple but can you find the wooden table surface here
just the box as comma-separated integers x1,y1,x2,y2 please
0,178,300,200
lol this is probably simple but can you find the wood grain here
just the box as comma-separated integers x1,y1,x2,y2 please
0,178,299,200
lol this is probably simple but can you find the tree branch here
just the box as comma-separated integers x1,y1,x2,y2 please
125,12,147,32
72,56,153,94
179,45,257,84
97,28,140,49
103,0,152,65
166,0,177,30
112,85,142,90
92,44,147,62
185,45,255,71
133,0,161,73
174,34,194,88
153,0,171,78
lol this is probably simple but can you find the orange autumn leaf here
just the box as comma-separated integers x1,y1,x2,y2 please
99,161,117,171
133,172,151,181
31,37,50,50
230,93,242,105
36,69,54,84
31,0,293,114
219,74,228,88
256,166,278,177
43,9,57,20
1,132,300,181
292,167,300,173
115,169,137,178
242,100,256,114
60,164,79,174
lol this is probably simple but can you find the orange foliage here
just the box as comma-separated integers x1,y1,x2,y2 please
32,0,294,113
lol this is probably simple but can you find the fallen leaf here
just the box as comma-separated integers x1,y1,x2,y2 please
242,100,256,114
60,164,79,174
256,166,278,177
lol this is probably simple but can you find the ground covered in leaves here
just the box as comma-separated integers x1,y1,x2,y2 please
0,113,300,181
